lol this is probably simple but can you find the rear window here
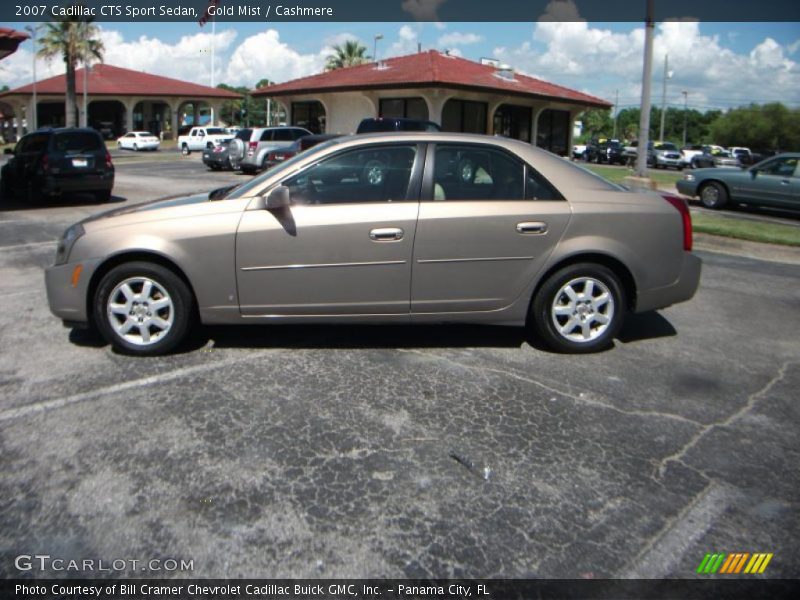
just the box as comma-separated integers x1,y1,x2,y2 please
205,128,227,135
53,132,102,153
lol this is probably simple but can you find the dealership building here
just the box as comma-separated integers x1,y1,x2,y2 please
253,50,611,156
0,63,241,140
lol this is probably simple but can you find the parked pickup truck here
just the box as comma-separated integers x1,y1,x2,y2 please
178,127,232,155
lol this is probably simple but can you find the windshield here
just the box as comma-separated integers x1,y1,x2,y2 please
224,137,346,199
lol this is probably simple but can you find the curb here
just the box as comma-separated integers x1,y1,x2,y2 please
693,232,800,265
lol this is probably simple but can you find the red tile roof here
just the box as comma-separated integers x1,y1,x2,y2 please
253,50,610,108
1,63,241,99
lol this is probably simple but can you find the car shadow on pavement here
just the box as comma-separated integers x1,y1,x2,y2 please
617,311,677,344
0,192,126,211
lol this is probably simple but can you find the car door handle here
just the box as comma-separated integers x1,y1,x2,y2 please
516,222,548,235
369,227,404,241
781,179,791,185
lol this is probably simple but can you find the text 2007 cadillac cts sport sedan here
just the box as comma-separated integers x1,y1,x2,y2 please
45,133,701,356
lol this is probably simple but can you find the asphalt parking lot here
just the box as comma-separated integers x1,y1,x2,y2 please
1,156,798,579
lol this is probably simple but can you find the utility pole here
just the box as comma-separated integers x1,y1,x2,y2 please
682,90,689,147
634,0,655,179
659,53,672,142
82,58,88,128
612,88,619,139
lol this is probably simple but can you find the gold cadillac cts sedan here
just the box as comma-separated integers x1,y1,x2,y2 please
45,133,701,356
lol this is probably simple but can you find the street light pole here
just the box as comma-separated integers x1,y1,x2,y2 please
659,53,672,142
25,25,38,131
373,34,384,64
635,0,655,179
682,90,689,147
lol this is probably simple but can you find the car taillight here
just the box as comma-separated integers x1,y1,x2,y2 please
213,146,225,154
662,193,693,252
247,141,257,156
105,151,113,169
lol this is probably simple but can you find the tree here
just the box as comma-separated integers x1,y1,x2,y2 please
254,78,273,90
325,40,370,71
38,14,104,128
711,103,800,151
578,109,613,141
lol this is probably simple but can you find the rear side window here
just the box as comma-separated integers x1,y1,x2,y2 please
272,129,293,142
53,132,102,153
291,129,308,140
236,129,253,141
260,130,274,142
20,133,49,153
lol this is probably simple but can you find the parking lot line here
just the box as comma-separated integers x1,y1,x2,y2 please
0,350,272,423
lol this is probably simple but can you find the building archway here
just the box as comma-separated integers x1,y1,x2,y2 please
88,100,125,139
441,98,488,134
536,109,570,156
37,101,66,129
493,104,532,143
291,100,326,133
132,100,171,136
177,100,212,135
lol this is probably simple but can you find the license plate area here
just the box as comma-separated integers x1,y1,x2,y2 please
71,158,88,168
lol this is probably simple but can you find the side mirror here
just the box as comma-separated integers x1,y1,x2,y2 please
265,185,290,209
3,148,12,155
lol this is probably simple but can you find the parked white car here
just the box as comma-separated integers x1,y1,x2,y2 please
177,127,232,155
117,131,160,151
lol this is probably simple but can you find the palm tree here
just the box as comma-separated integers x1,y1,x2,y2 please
325,40,370,71
38,14,104,128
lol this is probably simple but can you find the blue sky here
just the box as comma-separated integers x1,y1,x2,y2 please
2,20,799,112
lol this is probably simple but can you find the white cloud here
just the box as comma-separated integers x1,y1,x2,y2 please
494,21,800,109
438,32,483,47
225,29,329,86
387,25,421,57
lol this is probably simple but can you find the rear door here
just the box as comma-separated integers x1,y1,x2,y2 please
52,131,105,176
236,142,424,316
411,143,571,314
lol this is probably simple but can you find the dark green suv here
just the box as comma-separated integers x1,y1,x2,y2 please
1,127,115,203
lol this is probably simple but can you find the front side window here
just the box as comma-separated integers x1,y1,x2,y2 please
283,144,418,205
759,156,798,177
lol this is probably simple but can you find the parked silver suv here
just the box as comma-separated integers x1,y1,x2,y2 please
229,126,311,174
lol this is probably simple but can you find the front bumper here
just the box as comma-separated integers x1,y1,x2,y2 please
675,179,699,196
44,258,103,325
636,252,702,313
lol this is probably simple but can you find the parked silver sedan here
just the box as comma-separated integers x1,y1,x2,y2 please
45,133,701,356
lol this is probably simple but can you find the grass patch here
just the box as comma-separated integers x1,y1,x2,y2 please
691,211,800,247
584,164,683,188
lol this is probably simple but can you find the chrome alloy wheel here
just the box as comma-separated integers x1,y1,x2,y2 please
550,277,615,343
106,277,174,346
701,185,719,204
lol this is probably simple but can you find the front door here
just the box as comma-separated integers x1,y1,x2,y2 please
236,143,424,316
411,143,571,314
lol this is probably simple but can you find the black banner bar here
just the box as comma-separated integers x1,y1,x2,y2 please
2,0,800,23
3,579,800,600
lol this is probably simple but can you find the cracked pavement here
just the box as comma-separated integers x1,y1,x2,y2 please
1,157,798,579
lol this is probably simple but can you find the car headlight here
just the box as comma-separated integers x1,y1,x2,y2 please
683,173,695,182
54,223,85,266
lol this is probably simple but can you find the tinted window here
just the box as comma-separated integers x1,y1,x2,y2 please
291,129,308,140
20,133,49,154
432,145,524,201
260,130,274,142
236,129,253,141
272,129,293,142
283,144,417,205
357,119,397,134
205,128,226,135
53,132,101,153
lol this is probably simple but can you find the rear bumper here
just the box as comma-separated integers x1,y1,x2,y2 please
44,258,103,324
636,252,702,313
42,173,114,196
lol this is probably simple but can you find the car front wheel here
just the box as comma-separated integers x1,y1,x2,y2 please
531,263,626,353
181,144,190,156
94,261,194,356
699,181,728,209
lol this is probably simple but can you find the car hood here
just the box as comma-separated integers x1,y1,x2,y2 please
77,190,240,232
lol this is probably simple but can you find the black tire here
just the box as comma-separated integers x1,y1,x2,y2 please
133,143,138,151
181,144,190,156
241,166,255,175
531,263,626,354
95,189,112,202
93,261,194,356
699,181,728,209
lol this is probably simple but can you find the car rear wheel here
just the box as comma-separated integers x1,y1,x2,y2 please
531,263,626,353
94,262,194,356
699,181,728,209
133,143,138,151
181,144,190,156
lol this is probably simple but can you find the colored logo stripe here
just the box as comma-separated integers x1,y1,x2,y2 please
697,553,773,575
